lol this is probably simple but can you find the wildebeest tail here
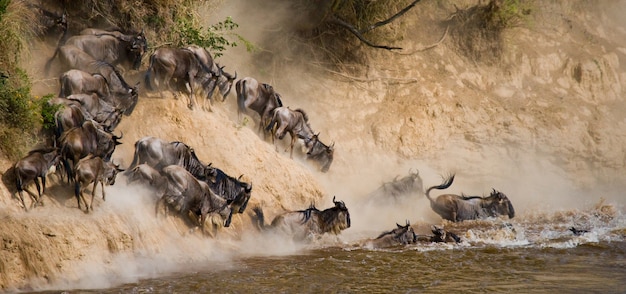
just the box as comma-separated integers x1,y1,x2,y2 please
425,174,455,202
143,54,156,91
237,79,246,115
14,170,23,192
265,110,278,133
252,206,266,231
58,74,69,98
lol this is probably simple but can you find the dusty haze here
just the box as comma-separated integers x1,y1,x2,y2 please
1,0,625,291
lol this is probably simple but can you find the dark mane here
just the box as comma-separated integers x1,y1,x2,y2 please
297,204,319,224
27,146,57,155
209,168,247,203
461,194,484,200
94,60,132,89
294,108,309,122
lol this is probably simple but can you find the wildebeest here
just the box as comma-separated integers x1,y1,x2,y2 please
88,61,139,116
45,44,97,75
422,226,462,243
366,169,423,202
74,155,124,211
157,165,233,236
185,45,237,107
125,163,165,190
143,47,219,110
13,147,61,211
66,93,123,132
236,77,283,136
55,31,147,70
368,220,417,248
252,196,351,241
54,103,87,139
304,133,335,173
569,227,589,236
425,174,515,222
265,107,315,158
79,28,148,57
58,120,123,180
206,167,252,215
127,137,215,181
55,60,138,116
31,5,67,46
59,69,109,98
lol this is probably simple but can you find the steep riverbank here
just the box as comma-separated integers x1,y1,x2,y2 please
1,0,625,291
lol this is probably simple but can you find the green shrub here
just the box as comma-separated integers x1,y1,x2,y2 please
173,16,255,57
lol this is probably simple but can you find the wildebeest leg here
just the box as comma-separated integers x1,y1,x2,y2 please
74,180,84,211
289,133,297,159
33,177,43,207
224,210,234,227
185,73,196,109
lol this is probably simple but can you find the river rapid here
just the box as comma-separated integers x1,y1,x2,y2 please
29,196,625,293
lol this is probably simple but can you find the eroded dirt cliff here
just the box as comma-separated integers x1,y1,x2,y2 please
1,0,625,291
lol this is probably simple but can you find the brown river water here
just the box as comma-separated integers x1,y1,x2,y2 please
29,197,626,294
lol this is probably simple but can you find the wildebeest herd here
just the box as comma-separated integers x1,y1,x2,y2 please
10,12,517,247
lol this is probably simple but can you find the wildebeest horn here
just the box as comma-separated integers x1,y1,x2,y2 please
232,71,237,81
238,174,244,180
396,223,402,228
332,195,337,204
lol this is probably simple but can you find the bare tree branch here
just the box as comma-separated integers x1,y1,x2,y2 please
328,16,402,50
360,0,423,34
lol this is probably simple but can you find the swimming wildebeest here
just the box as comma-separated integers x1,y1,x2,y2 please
304,133,335,173
157,165,233,236
185,45,237,108
423,226,462,243
366,169,423,202
265,107,315,158
74,155,124,212
126,136,215,181
425,174,515,222
143,47,219,110
13,147,61,211
252,196,351,241
236,77,283,136
367,220,417,248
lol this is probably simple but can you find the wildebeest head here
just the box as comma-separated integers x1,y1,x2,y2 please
306,133,334,173
430,226,461,243
216,65,237,99
234,175,252,213
127,30,147,70
103,161,125,185
485,189,515,219
97,129,123,161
